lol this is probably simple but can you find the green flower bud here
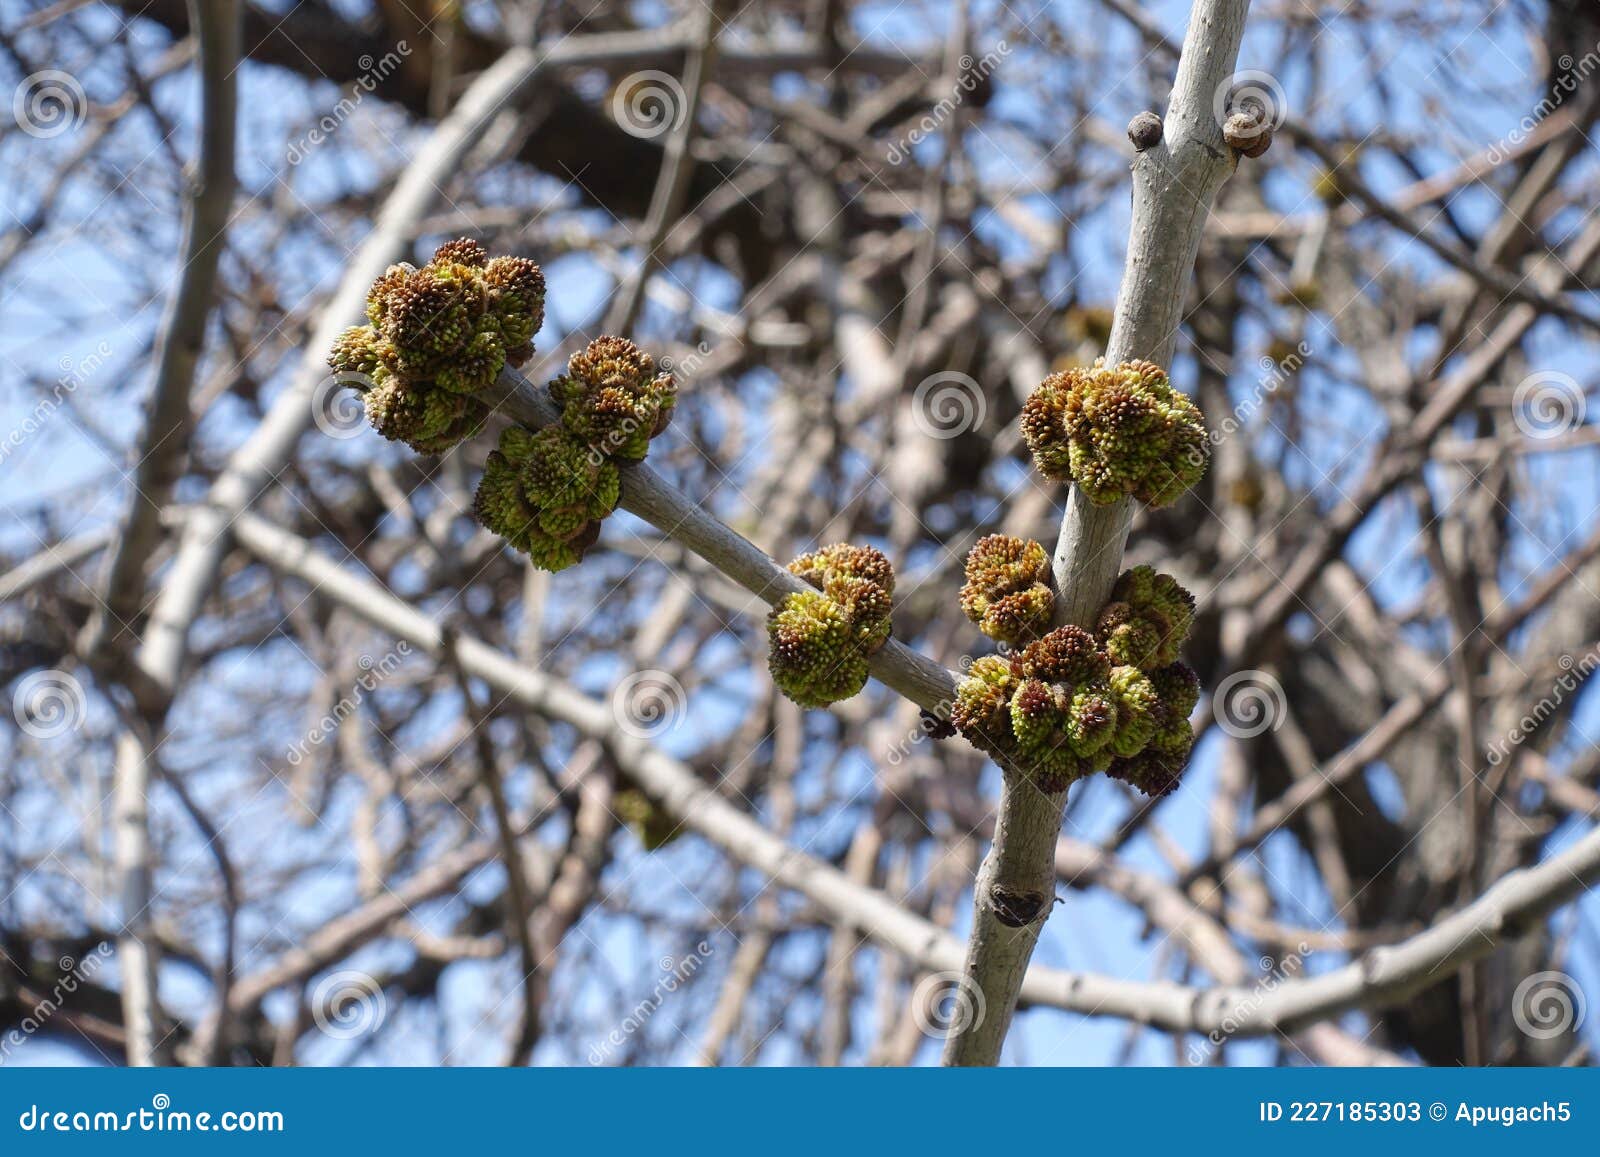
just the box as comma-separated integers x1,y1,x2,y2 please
550,336,677,461
1096,565,1196,668
1065,684,1119,756
1017,625,1110,686
1108,721,1193,796
1148,661,1201,722
434,326,507,395
1006,677,1094,791
767,589,872,708
951,655,1019,755
959,535,1055,645
365,262,416,329
1020,359,1209,508
484,254,547,347
1106,664,1160,757
342,243,545,451
767,544,895,708
473,425,619,572
364,372,488,455
379,263,487,368
432,237,488,268
328,325,389,378
789,543,896,640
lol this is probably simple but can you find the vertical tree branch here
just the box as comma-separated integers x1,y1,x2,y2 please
107,0,241,1066
943,0,1253,1065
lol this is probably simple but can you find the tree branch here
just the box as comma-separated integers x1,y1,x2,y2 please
943,0,1255,1066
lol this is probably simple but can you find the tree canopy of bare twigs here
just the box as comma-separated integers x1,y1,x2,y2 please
2,0,1599,1068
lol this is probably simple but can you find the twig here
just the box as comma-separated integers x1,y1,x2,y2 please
943,0,1255,1066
